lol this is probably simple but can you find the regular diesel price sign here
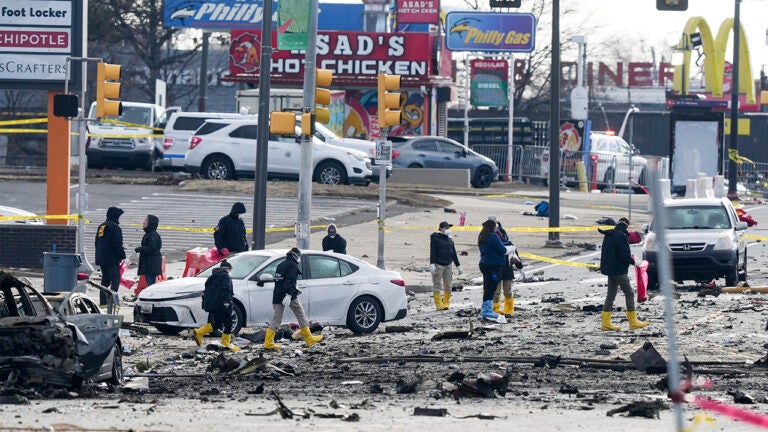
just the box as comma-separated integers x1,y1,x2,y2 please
0,0,82,90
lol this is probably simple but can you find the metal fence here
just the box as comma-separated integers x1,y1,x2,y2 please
470,143,669,190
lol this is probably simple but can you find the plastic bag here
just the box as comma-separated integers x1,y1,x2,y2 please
119,260,135,290
635,260,649,303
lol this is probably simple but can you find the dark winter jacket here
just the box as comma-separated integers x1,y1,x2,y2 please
599,222,634,276
430,232,460,266
214,202,248,253
95,207,126,266
202,268,234,312
322,234,347,254
479,231,508,266
273,254,301,305
136,215,162,276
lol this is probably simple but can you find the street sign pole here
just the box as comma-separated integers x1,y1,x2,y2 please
376,138,391,269
547,0,562,246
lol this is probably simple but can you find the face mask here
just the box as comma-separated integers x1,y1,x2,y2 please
329,234,336,239
443,229,451,236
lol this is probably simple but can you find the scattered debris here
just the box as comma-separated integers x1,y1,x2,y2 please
728,390,756,404
630,342,667,374
606,400,667,418
413,407,448,417
385,325,413,333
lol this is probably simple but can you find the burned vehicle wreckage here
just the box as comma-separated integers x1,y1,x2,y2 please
0,271,123,390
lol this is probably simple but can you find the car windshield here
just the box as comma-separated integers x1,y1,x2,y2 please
664,206,731,229
90,106,154,127
196,254,271,279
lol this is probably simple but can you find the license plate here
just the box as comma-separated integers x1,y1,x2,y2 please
140,303,153,314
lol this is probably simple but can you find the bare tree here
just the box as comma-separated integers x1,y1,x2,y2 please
88,0,203,106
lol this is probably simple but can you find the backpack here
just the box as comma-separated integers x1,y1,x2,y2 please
534,201,550,217
628,230,642,244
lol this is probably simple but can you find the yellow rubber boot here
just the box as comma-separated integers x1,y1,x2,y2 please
626,311,650,330
503,297,515,315
492,302,502,314
263,328,282,350
221,333,241,351
193,323,213,346
601,311,621,331
300,326,324,347
442,292,451,309
433,293,447,311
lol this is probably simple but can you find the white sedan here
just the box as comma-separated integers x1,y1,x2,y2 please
133,249,408,335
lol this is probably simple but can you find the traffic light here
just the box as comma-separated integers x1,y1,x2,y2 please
377,73,405,128
314,68,333,125
300,112,313,136
656,0,688,11
269,111,296,135
96,62,122,117
489,0,521,8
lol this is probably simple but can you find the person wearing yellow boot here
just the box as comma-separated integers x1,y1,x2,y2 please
489,217,522,316
598,218,650,331
193,260,241,351
429,221,462,311
264,248,323,350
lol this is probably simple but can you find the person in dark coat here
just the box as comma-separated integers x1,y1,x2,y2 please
263,248,324,350
488,216,521,316
322,223,347,254
429,221,462,311
135,214,162,287
192,260,240,351
599,218,650,331
477,219,514,322
95,206,126,306
214,202,248,256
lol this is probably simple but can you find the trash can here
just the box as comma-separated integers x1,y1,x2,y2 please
43,252,83,293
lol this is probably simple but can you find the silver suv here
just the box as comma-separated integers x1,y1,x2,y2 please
642,197,749,288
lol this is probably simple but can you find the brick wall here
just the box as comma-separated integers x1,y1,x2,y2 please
0,225,77,269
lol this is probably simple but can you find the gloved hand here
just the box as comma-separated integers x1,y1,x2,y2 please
222,302,231,309
429,263,437,275
505,245,517,256
221,248,229,256
134,247,141,253
457,265,463,275
282,295,291,307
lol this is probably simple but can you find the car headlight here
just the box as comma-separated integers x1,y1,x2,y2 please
714,236,733,250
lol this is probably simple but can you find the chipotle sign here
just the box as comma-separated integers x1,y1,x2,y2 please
230,30,432,79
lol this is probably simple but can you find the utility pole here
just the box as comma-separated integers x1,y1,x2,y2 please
547,0,562,247
252,0,274,249
727,0,741,201
297,0,320,250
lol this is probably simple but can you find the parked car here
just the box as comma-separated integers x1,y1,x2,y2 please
0,205,43,225
296,117,392,181
184,119,373,185
86,101,173,170
389,136,499,188
541,132,648,189
0,271,123,388
642,197,749,289
134,249,408,335
159,111,245,169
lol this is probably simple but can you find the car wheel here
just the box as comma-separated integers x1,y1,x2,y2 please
107,343,123,386
230,303,245,336
647,271,659,291
202,155,235,180
346,295,382,334
407,163,422,168
472,165,494,188
725,261,739,287
315,161,347,185
738,251,748,282
155,324,184,336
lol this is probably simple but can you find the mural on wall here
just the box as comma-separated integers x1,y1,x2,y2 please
343,90,425,139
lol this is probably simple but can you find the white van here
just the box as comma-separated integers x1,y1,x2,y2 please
160,112,245,169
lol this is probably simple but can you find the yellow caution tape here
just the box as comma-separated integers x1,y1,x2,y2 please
0,214,81,222
408,225,608,233
0,129,48,133
745,234,768,241
98,118,164,132
88,133,164,139
519,252,599,269
0,118,48,126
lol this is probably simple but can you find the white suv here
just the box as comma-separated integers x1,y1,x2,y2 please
184,119,373,185
159,112,245,169
642,197,749,288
